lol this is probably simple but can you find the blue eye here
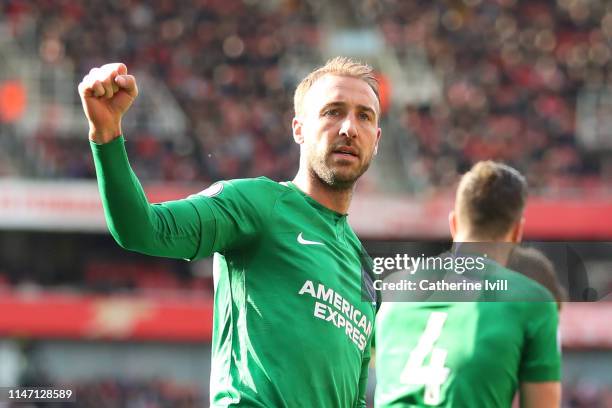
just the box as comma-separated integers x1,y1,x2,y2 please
325,109,339,117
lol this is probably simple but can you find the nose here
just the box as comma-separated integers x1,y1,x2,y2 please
339,114,358,139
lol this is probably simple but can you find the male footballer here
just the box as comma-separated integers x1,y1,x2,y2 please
375,161,561,407
78,58,381,407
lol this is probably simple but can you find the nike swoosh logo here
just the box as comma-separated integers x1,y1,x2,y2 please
297,232,325,246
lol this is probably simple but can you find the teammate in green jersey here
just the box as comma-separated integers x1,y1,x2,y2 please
375,161,561,408
78,58,381,407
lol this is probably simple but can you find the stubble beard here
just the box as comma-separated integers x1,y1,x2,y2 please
307,146,371,191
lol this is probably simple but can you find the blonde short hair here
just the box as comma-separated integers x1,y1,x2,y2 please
293,57,380,117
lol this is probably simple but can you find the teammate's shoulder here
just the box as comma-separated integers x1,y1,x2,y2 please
497,265,556,303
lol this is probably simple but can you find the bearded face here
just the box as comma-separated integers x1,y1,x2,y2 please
305,131,374,190
293,75,381,190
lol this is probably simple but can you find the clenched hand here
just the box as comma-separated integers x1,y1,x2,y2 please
78,63,138,144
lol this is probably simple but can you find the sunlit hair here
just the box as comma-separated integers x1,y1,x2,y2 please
456,161,527,240
293,56,380,117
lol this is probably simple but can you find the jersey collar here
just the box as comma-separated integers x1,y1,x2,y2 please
284,181,348,222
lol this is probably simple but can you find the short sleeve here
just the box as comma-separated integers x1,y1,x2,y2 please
519,301,562,382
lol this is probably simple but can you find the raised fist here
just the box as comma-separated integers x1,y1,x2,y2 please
78,63,138,144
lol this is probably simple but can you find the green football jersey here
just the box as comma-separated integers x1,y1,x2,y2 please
374,262,560,408
91,137,376,407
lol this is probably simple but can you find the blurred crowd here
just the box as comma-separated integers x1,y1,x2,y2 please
0,0,611,193
374,0,612,193
564,382,612,408
70,379,205,408
1,4,611,406
2,0,318,183
10,379,611,408
8,378,205,408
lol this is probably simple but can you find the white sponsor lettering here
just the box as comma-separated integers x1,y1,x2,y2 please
299,280,373,351
314,301,326,319
298,280,316,297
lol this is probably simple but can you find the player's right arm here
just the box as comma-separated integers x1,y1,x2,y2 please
78,63,204,259
79,63,262,260
518,300,562,408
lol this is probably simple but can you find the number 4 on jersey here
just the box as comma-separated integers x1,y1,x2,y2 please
399,311,450,405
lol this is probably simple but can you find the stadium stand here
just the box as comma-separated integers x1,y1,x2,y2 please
18,378,207,408
370,0,612,193
1,0,321,182
0,1,611,407
1,0,611,192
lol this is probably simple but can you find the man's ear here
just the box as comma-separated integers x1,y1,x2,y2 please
292,117,304,144
374,127,382,155
449,210,457,239
510,217,525,243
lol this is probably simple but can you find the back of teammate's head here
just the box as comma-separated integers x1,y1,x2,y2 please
451,161,527,242
293,56,380,118
508,246,567,310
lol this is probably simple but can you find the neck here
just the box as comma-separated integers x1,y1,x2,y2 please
292,168,354,214
452,235,515,267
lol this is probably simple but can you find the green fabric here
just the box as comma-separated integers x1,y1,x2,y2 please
91,137,376,407
374,262,561,408
91,136,202,259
